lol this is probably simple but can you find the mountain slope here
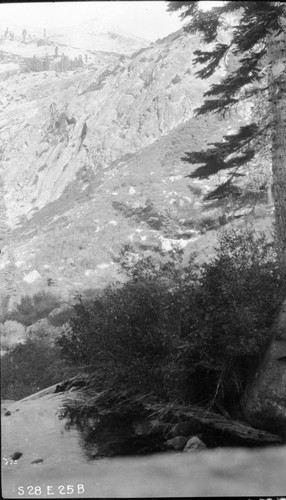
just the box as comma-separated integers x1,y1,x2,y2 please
3,107,273,300
0,23,274,299
1,27,228,226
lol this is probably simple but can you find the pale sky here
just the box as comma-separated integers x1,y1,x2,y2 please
0,1,220,41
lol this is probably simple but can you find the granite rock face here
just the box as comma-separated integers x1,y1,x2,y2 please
0,29,226,226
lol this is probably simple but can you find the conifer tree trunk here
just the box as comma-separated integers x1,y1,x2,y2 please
269,18,286,282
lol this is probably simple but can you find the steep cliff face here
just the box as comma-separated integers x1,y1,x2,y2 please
0,20,271,297
0,28,226,226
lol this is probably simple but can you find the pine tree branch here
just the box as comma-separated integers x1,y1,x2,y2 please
194,98,238,116
166,0,283,204
193,43,229,79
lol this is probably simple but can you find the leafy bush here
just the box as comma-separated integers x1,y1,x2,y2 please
0,320,26,352
117,243,188,282
179,228,282,408
56,228,282,412
26,318,63,345
7,291,62,327
57,249,194,399
57,280,183,399
1,338,71,400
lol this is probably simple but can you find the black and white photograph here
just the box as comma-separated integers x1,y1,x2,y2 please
1,1,286,497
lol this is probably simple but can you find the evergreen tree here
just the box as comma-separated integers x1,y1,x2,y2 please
22,28,27,43
167,1,286,281
43,54,50,71
31,54,37,72
59,54,70,72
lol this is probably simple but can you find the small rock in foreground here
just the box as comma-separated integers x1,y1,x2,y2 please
184,436,206,452
11,452,23,461
165,436,188,450
31,458,44,464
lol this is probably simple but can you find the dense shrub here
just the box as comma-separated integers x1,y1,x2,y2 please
179,228,282,408
57,280,183,398
26,319,64,345
1,338,72,400
0,320,26,351
7,291,62,327
0,294,10,322
56,228,282,412
197,214,220,232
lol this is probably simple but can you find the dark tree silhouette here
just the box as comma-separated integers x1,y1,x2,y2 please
167,1,286,280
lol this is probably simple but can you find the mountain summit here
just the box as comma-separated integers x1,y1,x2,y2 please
47,17,150,55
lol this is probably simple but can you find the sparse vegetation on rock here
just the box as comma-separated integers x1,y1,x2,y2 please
6,291,62,326
0,320,26,352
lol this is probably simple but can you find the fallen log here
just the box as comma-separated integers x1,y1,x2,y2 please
5,374,90,405
145,403,283,446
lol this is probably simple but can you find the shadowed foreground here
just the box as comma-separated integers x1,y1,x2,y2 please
2,394,286,498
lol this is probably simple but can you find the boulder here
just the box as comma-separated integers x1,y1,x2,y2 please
48,304,74,325
243,338,286,437
1,400,15,414
184,436,206,452
244,299,286,439
48,304,72,318
26,318,50,338
23,270,42,284
165,436,188,450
